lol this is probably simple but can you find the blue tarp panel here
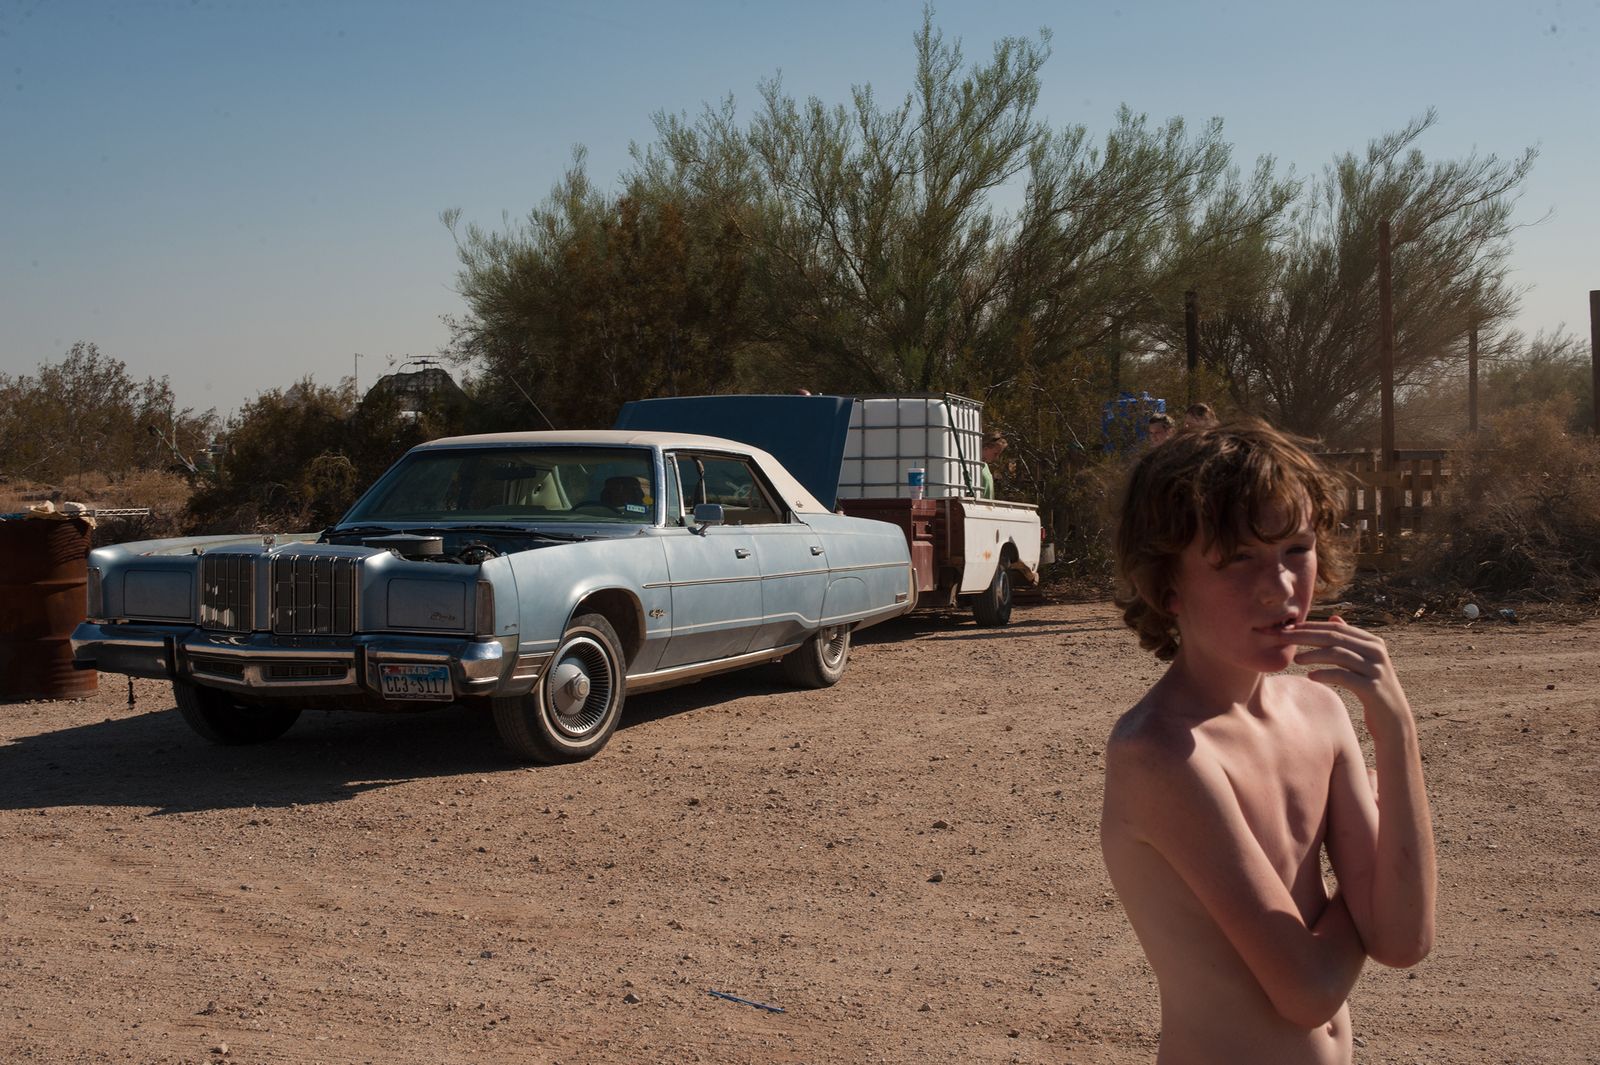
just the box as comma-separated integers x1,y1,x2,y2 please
614,395,854,509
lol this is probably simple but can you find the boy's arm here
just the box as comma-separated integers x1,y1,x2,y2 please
1105,738,1367,1028
1294,617,1436,968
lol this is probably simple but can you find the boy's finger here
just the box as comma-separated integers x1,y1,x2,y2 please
1294,646,1375,675
1288,625,1381,650
1306,669,1372,693
1286,629,1369,652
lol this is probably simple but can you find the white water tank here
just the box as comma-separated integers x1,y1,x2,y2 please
837,394,985,499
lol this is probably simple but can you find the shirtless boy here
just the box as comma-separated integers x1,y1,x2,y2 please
1100,420,1435,1064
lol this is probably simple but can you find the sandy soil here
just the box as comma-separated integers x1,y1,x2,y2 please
1,600,1595,1064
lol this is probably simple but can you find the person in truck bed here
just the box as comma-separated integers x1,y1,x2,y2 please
1100,419,1435,1064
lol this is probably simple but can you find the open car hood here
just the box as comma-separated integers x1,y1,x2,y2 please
614,395,854,509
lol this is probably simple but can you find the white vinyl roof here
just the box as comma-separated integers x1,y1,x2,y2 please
413,430,829,514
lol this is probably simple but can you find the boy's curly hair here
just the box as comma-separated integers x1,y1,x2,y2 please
1113,418,1354,660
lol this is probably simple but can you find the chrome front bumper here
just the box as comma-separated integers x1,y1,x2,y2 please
70,622,533,699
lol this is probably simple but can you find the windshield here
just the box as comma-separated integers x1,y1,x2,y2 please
342,446,656,525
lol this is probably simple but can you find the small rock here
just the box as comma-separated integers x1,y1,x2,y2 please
927,871,944,883
931,820,951,830
1008,1028,1020,1038
686,797,700,807
918,1001,932,1012
622,992,642,1004
210,1043,229,1057
480,950,495,959
1546,683,1555,690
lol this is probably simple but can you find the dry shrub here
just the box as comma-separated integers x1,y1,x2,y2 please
0,470,197,545
185,495,315,538
1038,455,1129,597
1411,402,1600,601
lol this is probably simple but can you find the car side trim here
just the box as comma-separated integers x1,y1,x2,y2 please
641,559,903,590
625,642,804,695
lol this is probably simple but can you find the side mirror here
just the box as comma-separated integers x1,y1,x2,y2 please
691,503,725,533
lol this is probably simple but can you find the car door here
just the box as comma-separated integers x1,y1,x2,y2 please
749,520,828,651
656,454,763,668
677,452,828,652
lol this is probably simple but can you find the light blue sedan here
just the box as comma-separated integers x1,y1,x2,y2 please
71,431,915,762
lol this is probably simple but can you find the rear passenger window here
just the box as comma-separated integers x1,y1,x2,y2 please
668,453,785,525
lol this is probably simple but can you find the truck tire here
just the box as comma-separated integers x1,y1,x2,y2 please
781,625,851,688
972,563,1013,627
173,680,301,745
493,613,626,763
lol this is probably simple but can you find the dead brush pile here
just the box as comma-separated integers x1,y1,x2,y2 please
1399,404,1600,613
0,469,194,545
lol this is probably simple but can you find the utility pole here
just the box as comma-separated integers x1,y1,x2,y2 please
1184,290,1200,407
1378,221,1397,553
1590,291,1599,435
1467,318,1479,434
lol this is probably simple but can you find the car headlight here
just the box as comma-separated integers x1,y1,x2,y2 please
386,579,468,631
122,568,195,622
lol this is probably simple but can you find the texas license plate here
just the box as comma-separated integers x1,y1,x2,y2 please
379,664,453,701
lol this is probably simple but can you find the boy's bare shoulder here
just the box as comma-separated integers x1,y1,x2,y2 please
1103,688,1222,846
1268,672,1357,732
1106,687,1199,774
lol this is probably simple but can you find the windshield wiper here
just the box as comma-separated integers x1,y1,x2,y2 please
427,524,593,542
323,522,593,543
320,523,419,541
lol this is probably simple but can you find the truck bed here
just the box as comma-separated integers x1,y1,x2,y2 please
838,496,1041,603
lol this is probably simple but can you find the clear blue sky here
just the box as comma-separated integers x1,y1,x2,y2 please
3,0,1594,418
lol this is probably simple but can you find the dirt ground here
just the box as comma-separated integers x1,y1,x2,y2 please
1,599,1595,1064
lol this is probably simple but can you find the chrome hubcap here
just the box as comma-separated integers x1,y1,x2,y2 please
544,633,616,738
820,626,848,667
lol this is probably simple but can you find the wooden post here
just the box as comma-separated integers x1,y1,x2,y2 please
1109,321,1123,394
1184,290,1200,407
1378,221,1397,551
1467,320,1478,434
1590,290,1599,435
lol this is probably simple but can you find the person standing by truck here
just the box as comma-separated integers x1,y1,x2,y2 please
979,429,1007,498
1145,412,1174,447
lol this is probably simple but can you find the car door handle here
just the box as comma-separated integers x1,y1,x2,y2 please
810,546,825,555
735,548,751,559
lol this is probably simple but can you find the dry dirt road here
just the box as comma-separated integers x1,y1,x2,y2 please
1,600,1595,1064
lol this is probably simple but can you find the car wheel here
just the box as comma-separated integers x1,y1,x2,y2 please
493,613,626,763
972,562,1013,627
781,625,851,688
173,680,301,744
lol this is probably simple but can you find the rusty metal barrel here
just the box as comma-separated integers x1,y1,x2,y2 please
0,517,98,701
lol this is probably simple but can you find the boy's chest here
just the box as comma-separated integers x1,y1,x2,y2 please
1203,718,1334,877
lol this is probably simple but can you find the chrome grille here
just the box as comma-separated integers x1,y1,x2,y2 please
267,662,347,680
271,556,357,635
199,554,256,632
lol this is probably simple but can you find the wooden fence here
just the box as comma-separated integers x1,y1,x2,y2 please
1317,450,1451,567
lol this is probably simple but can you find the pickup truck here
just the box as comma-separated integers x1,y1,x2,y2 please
615,394,1042,626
